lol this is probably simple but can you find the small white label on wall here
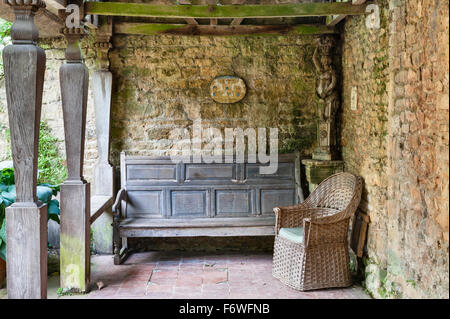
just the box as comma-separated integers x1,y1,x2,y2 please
351,86,358,111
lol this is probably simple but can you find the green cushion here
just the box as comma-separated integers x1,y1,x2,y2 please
279,227,304,244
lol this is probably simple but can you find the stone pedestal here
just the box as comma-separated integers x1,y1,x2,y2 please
302,159,344,192
6,203,48,299
60,182,90,292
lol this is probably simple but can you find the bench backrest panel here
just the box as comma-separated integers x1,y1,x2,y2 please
120,153,298,219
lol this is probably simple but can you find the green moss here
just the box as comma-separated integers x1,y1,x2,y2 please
86,2,368,18
60,233,88,292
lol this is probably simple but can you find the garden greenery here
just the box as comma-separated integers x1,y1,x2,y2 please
0,168,61,261
0,18,12,78
0,122,66,261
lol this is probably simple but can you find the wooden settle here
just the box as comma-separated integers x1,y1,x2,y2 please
112,153,301,264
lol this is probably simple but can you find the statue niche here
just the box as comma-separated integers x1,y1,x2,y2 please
312,36,339,161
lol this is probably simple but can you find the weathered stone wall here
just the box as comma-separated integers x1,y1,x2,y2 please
108,34,319,165
342,0,449,299
1,34,319,182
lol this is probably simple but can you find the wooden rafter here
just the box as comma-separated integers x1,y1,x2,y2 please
114,23,337,36
231,0,245,26
84,1,370,19
178,0,199,25
327,0,367,26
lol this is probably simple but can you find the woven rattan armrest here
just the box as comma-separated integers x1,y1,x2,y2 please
274,205,339,234
302,212,350,246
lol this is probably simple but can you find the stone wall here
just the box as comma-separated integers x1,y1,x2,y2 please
341,0,449,299
108,34,319,165
1,34,320,183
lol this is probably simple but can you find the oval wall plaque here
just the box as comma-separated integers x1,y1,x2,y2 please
210,76,246,104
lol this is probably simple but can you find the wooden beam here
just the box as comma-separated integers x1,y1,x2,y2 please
85,2,370,19
327,0,366,26
231,18,244,26
178,0,198,25
185,18,198,25
114,23,337,36
210,18,218,25
231,0,245,26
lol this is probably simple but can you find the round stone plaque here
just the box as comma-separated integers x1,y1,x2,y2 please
210,75,246,103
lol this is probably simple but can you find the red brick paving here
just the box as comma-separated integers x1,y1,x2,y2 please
86,251,370,299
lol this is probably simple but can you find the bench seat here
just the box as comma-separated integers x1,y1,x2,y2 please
119,216,276,237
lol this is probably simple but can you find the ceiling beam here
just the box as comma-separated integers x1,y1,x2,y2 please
85,2,370,19
231,0,245,26
114,23,337,36
327,0,367,26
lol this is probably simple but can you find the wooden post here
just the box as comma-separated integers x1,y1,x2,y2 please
2,0,48,299
59,26,91,293
91,31,115,254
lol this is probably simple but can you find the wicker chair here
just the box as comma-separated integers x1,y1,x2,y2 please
272,172,363,291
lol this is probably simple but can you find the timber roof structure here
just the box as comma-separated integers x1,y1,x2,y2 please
0,0,370,38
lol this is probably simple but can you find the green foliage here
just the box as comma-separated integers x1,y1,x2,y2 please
38,121,67,185
0,168,61,261
0,18,12,78
0,168,13,186
56,287,73,297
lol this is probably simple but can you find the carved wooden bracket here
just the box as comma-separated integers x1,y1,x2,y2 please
4,0,45,44
94,39,112,71
61,26,86,62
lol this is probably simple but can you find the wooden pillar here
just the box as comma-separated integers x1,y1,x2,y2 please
2,0,48,299
91,32,115,254
59,26,90,293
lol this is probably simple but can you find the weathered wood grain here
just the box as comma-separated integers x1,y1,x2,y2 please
92,70,114,196
60,63,89,182
2,0,48,299
59,27,91,292
114,23,337,36
90,195,114,224
60,183,90,292
85,1,370,18
6,204,47,299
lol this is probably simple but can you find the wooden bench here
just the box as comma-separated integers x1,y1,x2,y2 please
112,152,301,264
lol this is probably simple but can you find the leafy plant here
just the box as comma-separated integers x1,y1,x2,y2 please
38,121,67,185
0,18,12,78
0,168,61,261
56,287,73,297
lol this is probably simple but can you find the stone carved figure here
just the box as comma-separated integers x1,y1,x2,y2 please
312,36,339,160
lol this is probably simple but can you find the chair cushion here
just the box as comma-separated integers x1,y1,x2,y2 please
279,227,304,244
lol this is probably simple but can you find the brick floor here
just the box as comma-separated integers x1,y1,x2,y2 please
0,251,370,299
81,251,370,299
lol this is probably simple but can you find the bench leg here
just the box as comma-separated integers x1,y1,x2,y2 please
113,214,122,265
113,232,131,265
118,240,131,265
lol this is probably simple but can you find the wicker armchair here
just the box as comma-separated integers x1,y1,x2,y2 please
272,172,363,291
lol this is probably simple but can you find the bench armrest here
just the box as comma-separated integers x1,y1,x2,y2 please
112,188,126,217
